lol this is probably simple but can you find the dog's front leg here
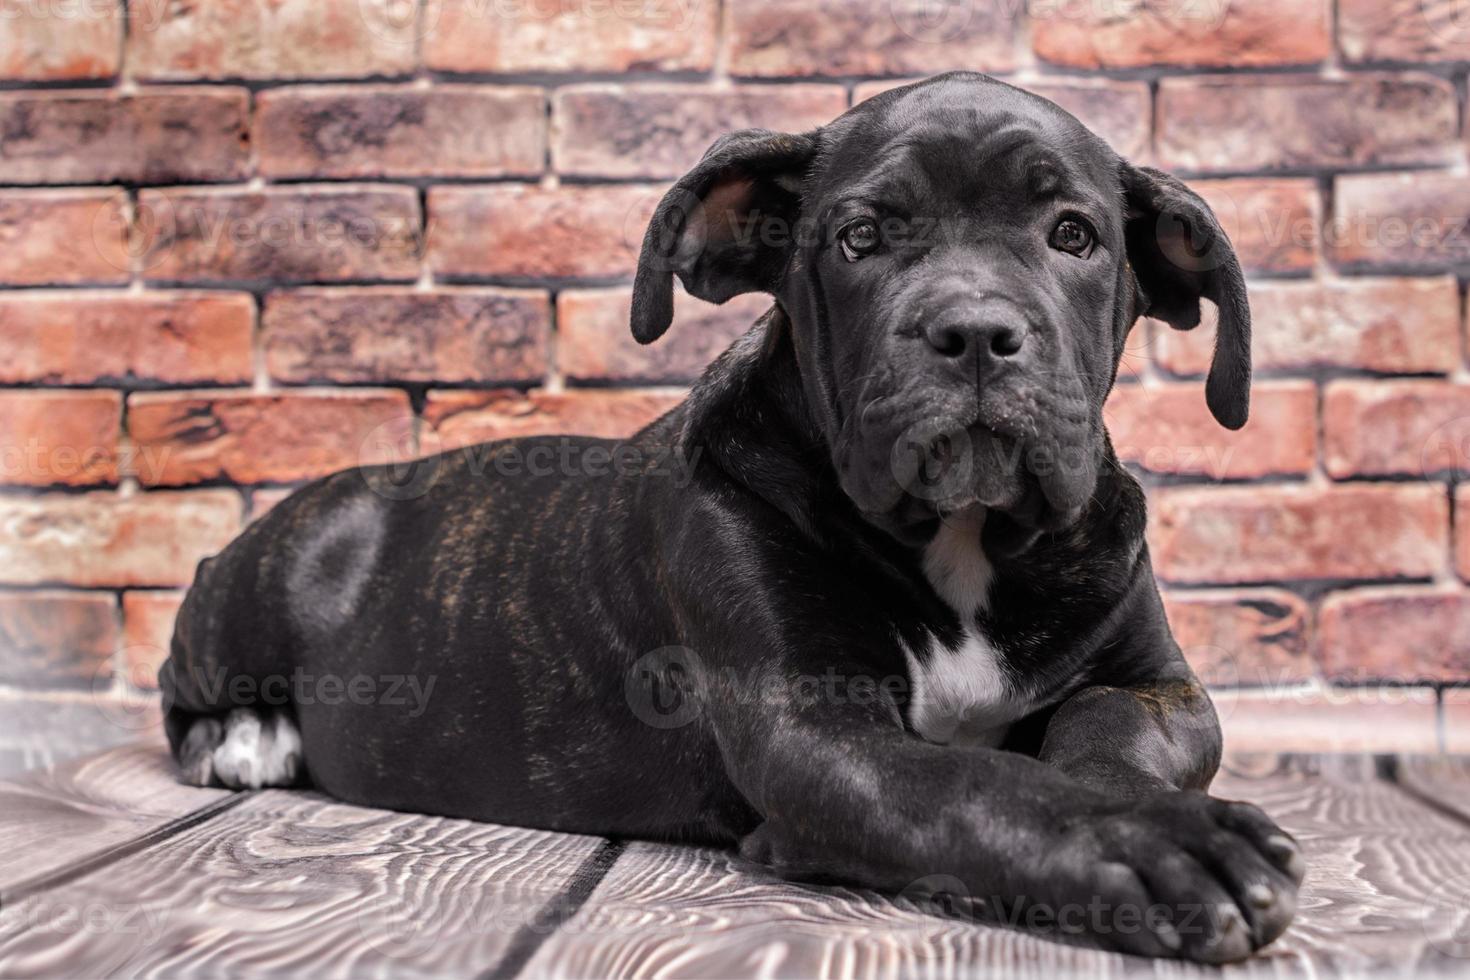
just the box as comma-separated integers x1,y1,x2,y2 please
1036,668,1222,798
1028,646,1307,954
708,658,1302,962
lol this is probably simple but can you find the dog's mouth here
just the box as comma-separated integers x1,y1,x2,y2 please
840,417,1097,552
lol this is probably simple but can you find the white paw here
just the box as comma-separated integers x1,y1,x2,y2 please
209,709,303,789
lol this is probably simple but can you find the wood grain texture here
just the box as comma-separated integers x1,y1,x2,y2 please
0,692,163,779
0,740,225,890
4,746,1470,978
0,787,606,978
524,754,1470,978
1397,755,1470,825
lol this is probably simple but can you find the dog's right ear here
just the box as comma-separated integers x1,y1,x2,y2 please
1122,163,1252,430
631,128,819,344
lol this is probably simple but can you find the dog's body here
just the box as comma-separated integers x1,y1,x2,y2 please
163,73,1304,962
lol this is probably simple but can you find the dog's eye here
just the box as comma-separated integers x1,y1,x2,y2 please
1050,217,1094,257
839,219,881,261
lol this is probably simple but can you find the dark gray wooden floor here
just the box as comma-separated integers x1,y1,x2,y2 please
2,744,1470,978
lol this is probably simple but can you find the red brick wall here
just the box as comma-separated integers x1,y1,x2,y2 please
1,0,1467,770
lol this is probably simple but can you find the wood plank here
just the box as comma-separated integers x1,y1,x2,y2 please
0,740,227,892
0,788,607,978
525,753,1470,978
1395,755,1470,825
1212,754,1470,973
0,692,163,779
6,750,1469,978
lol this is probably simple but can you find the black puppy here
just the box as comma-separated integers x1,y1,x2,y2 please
162,72,1304,962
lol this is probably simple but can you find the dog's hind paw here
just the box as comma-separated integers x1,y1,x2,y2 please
177,715,224,787
178,709,304,790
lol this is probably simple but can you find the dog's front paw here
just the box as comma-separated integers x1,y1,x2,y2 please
1045,791,1304,963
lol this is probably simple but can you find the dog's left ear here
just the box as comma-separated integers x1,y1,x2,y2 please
631,128,819,344
1122,164,1252,430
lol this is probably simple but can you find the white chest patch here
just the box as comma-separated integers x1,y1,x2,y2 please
903,509,1031,747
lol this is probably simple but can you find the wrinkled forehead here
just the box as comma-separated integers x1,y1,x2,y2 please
814,79,1121,213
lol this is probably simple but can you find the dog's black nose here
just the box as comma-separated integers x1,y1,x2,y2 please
925,320,1026,360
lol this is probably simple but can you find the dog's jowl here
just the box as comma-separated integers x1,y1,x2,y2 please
162,73,1303,963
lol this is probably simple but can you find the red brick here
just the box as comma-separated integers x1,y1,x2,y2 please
1447,688,1470,753
249,487,299,519
557,288,770,384
264,287,550,385
0,189,128,285
853,78,1151,161
1158,74,1457,173
257,85,545,180
0,89,249,186
1150,484,1448,584
0,0,122,80
1151,277,1460,377
0,490,240,587
0,291,254,387
423,390,684,449
553,84,844,180
1319,587,1470,683
127,390,413,487
1324,381,1470,478
1016,80,1153,161
1106,382,1316,479
429,184,659,281
1032,0,1329,69
423,0,716,73
1459,486,1470,582
0,591,117,687
139,186,421,285
1339,0,1470,64
1186,179,1318,274
1332,173,1470,269
1217,687,1438,753
728,0,1019,76
128,0,415,80
121,591,183,690
1162,588,1312,686
0,391,120,488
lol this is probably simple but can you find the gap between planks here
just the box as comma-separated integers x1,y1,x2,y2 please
0,792,253,908
1,794,631,980
8,747,1470,979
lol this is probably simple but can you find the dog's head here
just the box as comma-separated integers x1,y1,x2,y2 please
632,72,1250,540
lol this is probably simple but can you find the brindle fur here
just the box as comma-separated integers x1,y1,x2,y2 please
163,73,1304,963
